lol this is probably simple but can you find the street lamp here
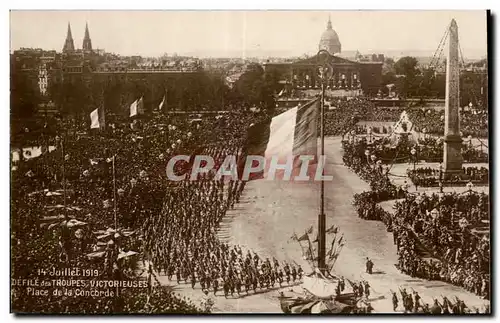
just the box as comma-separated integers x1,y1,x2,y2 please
411,147,417,191
410,148,417,171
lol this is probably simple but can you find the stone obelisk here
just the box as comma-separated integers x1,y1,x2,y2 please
443,19,463,176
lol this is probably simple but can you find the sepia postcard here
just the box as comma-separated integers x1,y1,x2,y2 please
10,10,490,314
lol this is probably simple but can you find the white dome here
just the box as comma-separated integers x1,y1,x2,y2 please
318,17,341,55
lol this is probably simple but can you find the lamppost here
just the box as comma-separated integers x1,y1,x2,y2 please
411,147,417,171
411,147,417,191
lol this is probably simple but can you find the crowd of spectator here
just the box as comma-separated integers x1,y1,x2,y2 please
407,166,489,187
408,109,488,139
392,192,490,299
341,127,490,303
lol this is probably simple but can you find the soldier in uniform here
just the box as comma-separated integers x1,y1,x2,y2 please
229,276,235,296
245,275,251,294
339,276,345,292
176,268,181,284
413,291,421,313
430,299,442,314
213,275,219,296
365,257,374,274
291,266,298,282
284,264,291,284
252,275,258,292
200,273,206,291
358,281,364,298
442,297,450,314
235,275,242,296
223,277,229,298
363,281,370,298
458,300,467,314
297,266,303,279
273,257,279,269
391,290,399,311
205,273,212,291
278,269,284,287
352,284,359,298
406,293,414,314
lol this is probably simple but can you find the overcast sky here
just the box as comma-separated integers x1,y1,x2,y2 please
10,10,488,58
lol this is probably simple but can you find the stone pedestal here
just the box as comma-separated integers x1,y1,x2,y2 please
444,134,463,177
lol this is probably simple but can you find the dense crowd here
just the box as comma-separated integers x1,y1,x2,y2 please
407,166,489,187
323,98,375,136
11,108,283,313
342,134,487,167
408,109,488,138
342,127,490,302
393,192,490,298
351,188,490,299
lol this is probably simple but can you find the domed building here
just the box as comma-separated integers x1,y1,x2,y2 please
264,16,384,105
318,17,341,55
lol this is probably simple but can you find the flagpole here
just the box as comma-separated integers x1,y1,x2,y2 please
318,71,326,273
112,155,117,230
317,50,328,273
62,137,67,220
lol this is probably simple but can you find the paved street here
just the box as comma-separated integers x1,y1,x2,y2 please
154,136,489,313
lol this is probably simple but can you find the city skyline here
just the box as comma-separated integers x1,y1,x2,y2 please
10,11,488,59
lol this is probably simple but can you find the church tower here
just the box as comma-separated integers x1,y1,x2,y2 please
62,22,75,53
82,22,93,53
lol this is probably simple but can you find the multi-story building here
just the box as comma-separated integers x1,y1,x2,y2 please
264,17,383,99
11,22,212,119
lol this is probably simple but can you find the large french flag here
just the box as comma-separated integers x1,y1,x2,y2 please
241,98,320,180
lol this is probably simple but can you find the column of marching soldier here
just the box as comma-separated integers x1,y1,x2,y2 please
390,288,489,314
142,172,305,299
